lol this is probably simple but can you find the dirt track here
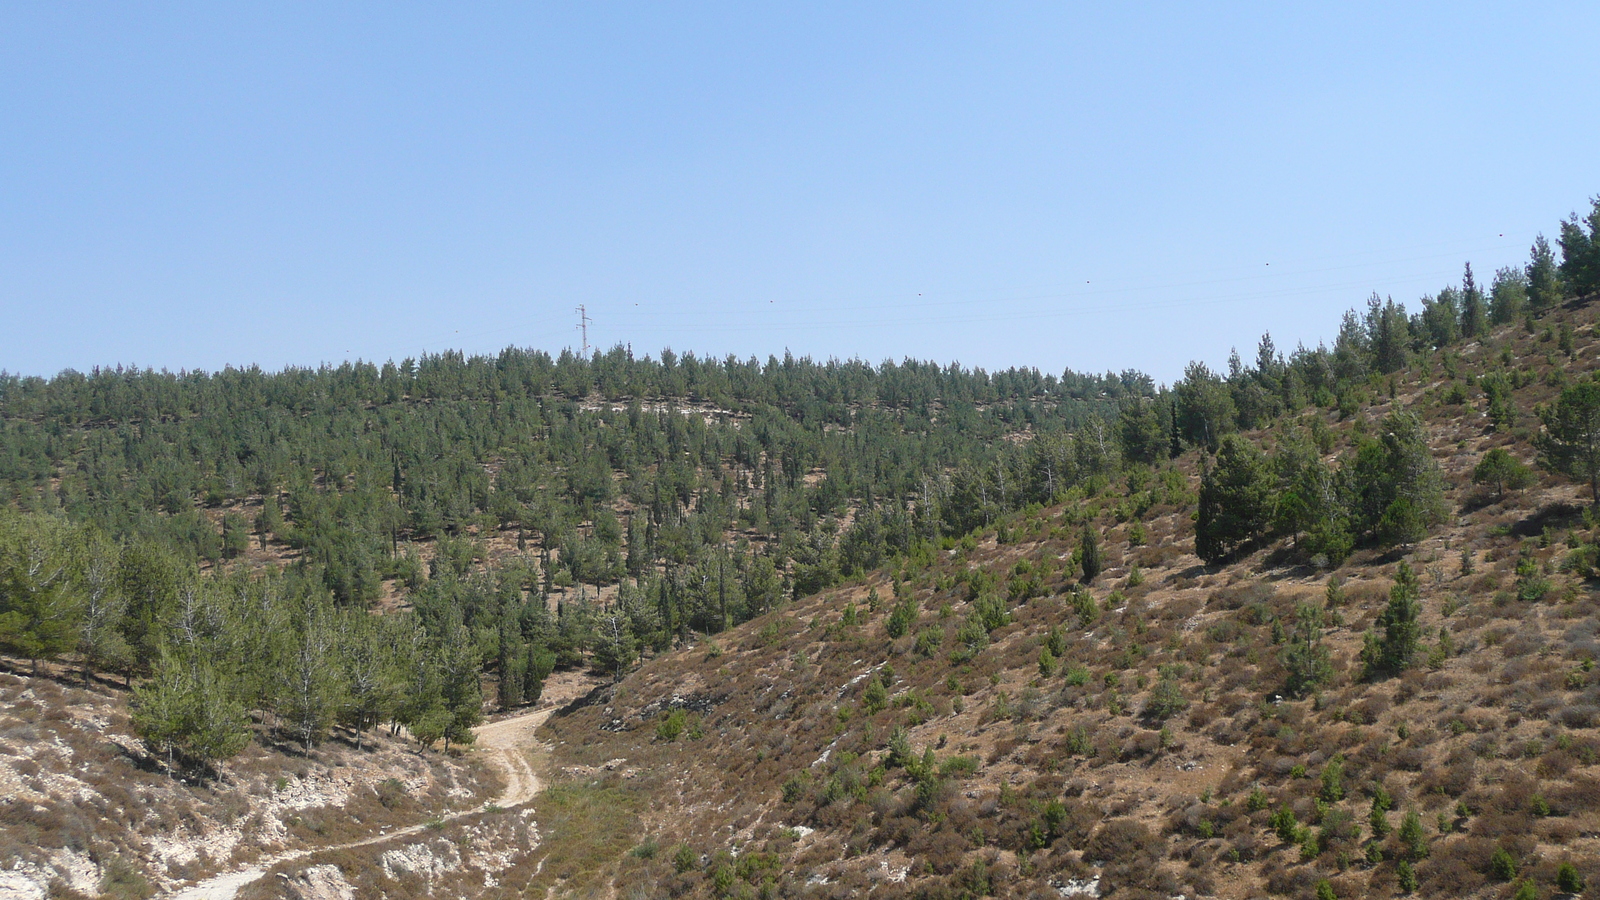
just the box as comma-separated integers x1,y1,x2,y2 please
162,674,596,900
474,706,551,807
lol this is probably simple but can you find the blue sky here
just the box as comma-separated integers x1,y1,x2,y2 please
3,3,1597,384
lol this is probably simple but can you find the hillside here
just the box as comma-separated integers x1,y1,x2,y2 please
0,665,499,899
535,301,1600,900
4,200,1600,899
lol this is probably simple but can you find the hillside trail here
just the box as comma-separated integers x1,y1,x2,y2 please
164,674,597,900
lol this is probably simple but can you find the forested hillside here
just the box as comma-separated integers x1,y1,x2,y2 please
529,203,1600,900
0,344,1151,765
2,196,1600,899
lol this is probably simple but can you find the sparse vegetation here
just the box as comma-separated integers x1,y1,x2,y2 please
6,195,1600,899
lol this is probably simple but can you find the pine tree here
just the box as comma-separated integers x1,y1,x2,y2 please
1527,234,1565,309
131,653,250,776
278,612,345,752
1362,562,1422,679
497,615,525,710
1536,381,1600,503
1365,295,1411,373
1481,372,1517,432
523,644,556,703
1345,412,1447,548
340,614,401,748
1558,197,1600,298
593,611,637,679
1488,266,1528,324
1281,603,1333,697
1397,808,1429,859
74,527,131,682
1196,435,1272,564
1117,399,1169,466
1174,362,1236,451
0,514,81,674
435,615,483,750
1472,448,1534,500
1419,288,1460,348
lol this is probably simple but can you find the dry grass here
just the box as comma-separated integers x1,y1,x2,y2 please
9,308,1600,899
527,309,1600,899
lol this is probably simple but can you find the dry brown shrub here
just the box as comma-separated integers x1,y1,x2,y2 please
905,828,972,875
1263,863,1317,897
1538,816,1579,844
1555,702,1599,727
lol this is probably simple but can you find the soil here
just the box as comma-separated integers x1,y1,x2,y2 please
164,672,600,900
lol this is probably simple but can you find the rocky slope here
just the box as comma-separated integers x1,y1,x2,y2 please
540,305,1600,900
0,670,599,900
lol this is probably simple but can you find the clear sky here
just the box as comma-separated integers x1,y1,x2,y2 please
3,3,1597,385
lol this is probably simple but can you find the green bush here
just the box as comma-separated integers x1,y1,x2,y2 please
1143,677,1188,722
1398,809,1428,859
1556,861,1585,893
1269,805,1299,843
672,843,697,874
1319,755,1345,802
1489,846,1517,881
862,677,889,714
1396,860,1417,893
656,709,687,741
781,772,810,803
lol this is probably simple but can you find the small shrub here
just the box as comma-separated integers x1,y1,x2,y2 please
1064,724,1094,757
672,843,697,873
1488,846,1517,881
375,777,408,810
1269,805,1299,843
1396,859,1418,893
1143,677,1187,722
939,756,979,778
1319,755,1345,802
1038,647,1058,677
781,772,810,803
1398,810,1428,859
98,856,153,900
862,678,889,715
656,709,687,742
1556,861,1585,893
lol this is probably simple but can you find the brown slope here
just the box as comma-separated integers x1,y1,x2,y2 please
540,308,1600,900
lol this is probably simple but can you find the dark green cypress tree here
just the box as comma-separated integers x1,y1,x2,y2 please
1459,262,1487,338
1078,526,1103,583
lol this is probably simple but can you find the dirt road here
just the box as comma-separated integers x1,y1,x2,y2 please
162,677,592,900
